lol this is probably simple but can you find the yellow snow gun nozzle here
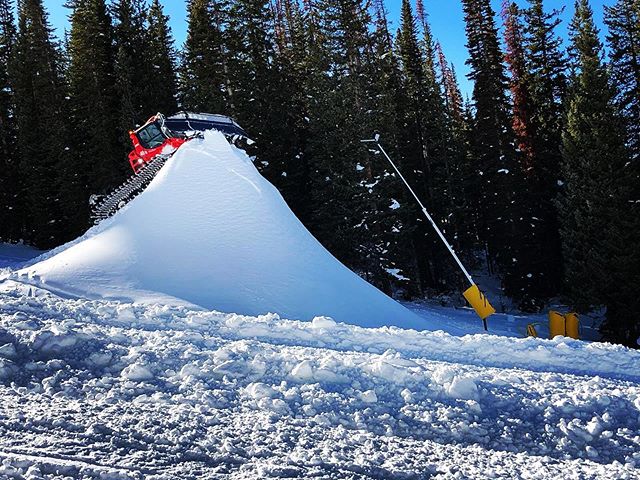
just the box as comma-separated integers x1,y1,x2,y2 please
463,284,496,321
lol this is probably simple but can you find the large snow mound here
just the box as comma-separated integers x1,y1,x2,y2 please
14,131,425,329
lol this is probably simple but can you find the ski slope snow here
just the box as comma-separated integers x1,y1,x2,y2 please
12,131,424,330
0,281,639,479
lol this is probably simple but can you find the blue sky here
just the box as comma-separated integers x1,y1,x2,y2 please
42,0,611,97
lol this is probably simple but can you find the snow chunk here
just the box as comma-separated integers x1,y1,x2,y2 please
386,268,409,281
311,316,337,330
88,352,112,367
0,343,16,359
290,360,314,382
121,363,154,382
446,376,479,401
244,382,278,400
401,388,414,403
359,390,378,403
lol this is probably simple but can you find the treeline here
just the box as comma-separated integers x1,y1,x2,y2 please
0,0,638,346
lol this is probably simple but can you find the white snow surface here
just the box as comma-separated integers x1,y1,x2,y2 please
0,281,639,479
12,131,422,329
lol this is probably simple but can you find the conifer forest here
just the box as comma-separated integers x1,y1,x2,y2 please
0,0,638,347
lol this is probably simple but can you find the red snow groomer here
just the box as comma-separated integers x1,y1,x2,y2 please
128,112,249,173
91,112,249,224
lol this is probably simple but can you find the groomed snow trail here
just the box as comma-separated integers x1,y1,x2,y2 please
1,283,639,479
12,131,425,330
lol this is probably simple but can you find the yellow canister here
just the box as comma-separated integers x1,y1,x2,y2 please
548,310,566,338
564,312,580,340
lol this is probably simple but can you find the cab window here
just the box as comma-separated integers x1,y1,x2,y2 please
137,123,166,149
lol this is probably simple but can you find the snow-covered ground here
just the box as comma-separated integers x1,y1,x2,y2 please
1,279,639,479
1,133,639,479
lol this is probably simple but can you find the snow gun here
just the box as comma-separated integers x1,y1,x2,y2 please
361,134,496,331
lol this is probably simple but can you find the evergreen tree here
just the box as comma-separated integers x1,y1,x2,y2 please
436,43,465,127
11,0,71,247
180,0,228,112
605,0,640,160
519,0,568,304
112,0,153,135
225,0,291,193
395,0,461,294
503,0,559,309
435,42,477,279
462,0,525,300
524,0,567,178
345,0,410,293
0,0,17,241
146,0,178,114
267,0,312,222
503,2,535,172
302,0,381,277
560,0,639,346
66,0,121,233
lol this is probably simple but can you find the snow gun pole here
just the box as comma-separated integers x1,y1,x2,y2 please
362,134,495,331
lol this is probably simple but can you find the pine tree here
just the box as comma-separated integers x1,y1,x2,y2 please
267,0,312,223
605,0,640,160
395,0,463,294
436,43,464,127
503,2,535,172
518,0,568,304
462,0,525,300
524,0,567,175
560,0,639,346
11,0,71,247
356,0,412,293
66,0,121,233
0,0,17,241
302,0,381,275
146,0,178,114
180,0,228,112
112,0,153,136
394,0,432,294
225,0,290,188
435,42,477,278
502,0,557,309
0,0,15,161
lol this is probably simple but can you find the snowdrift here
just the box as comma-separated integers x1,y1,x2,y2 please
16,131,426,329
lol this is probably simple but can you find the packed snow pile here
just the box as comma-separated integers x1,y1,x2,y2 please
12,131,423,329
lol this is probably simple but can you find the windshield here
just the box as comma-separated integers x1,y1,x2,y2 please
137,122,166,149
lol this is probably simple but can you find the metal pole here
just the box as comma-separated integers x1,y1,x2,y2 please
363,137,475,287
